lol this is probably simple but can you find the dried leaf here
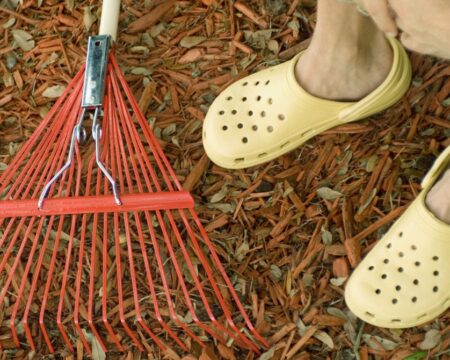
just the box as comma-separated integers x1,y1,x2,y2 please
180,36,206,48
418,329,441,350
207,203,235,213
210,185,228,203
317,187,343,200
235,241,249,262
2,18,16,29
84,6,96,31
11,30,35,51
41,52,60,69
330,277,347,286
314,330,334,349
130,46,150,55
65,0,75,11
302,273,313,287
119,233,126,245
258,347,275,360
43,85,66,98
270,264,282,281
326,307,348,320
321,227,333,245
267,39,279,53
363,334,398,351
365,155,379,172
150,23,166,37
130,67,153,76
161,124,176,138
357,188,377,214
91,336,106,360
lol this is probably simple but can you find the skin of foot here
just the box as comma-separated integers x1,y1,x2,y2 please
353,0,398,36
425,167,450,225
389,0,450,59
297,0,450,225
295,0,393,101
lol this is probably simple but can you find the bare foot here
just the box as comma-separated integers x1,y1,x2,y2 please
295,33,393,101
294,0,393,101
425,167,450,224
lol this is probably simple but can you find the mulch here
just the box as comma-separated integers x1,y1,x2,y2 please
0,0,449,359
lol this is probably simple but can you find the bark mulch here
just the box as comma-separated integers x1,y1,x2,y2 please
0,0,449,359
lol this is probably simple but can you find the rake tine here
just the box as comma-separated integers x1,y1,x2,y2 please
113,212,145,351
0,217,37,313
101,211,125,351
105,108,145,352
99,96,125,351
86,98,113,353
107,84,190,351
21,215,57,349
153,209,227,343
135,213,189,351
10,91,82,349
23,98,82,352
166,209,260,352
112,60,262,349
110,73,203,345
148,210,208,347
88,214,109,352
109,84,187,351
110,56,263,350
56,214,78,351
177,209,262,350
40,133,81,352
167,209,260,351
109,62,176,191
191,210,270,348
10,217,47,348
2,82,84,206
0,69,84,197
125,212,167,349
109,97,167,350
74,213,93,354
39,214,65,353
74,137,106,355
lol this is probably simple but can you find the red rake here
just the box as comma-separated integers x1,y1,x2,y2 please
0,2,268,356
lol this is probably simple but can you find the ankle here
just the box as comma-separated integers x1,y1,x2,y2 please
294,0,393,101
295,36,392,101
425,167,450,225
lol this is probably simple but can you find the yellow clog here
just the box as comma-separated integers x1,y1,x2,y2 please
345,146,450,328
203,38,411,169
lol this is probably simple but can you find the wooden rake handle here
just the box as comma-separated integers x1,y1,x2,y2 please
99,0,121,41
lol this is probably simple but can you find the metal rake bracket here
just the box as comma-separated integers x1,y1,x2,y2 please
38,36,121,210
38,107,122,209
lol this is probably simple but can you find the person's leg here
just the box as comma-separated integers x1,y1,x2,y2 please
426,167,450,224
296,0,393,101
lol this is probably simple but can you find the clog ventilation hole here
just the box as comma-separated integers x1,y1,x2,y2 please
209,80,289,164
363,231,450,324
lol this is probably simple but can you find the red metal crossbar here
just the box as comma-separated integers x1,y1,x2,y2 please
0,192,194,218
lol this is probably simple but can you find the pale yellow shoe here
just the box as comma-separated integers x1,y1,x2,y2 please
345,145,450,328
202,38,412,169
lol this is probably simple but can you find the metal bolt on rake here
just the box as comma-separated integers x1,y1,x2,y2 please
0,29,268,358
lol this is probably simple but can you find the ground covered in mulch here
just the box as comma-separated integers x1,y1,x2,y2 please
0,0,449,359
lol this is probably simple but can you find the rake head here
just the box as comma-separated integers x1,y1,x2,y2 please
0,53,267,355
